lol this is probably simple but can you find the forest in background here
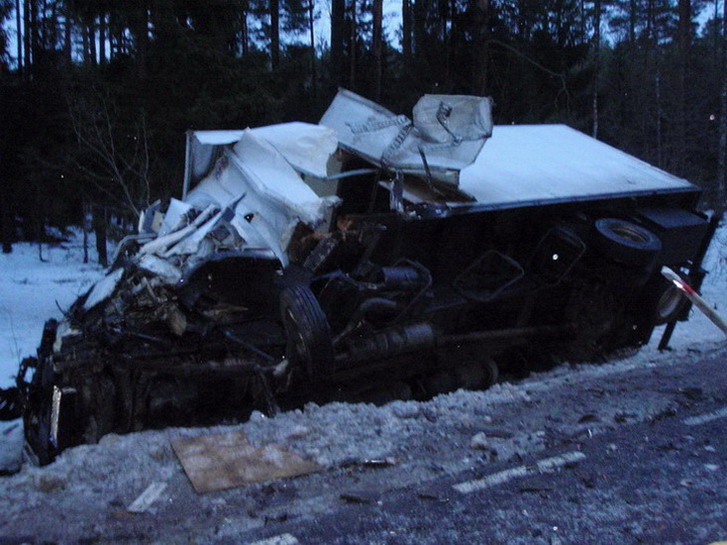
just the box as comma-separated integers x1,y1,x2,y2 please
0,0,725,252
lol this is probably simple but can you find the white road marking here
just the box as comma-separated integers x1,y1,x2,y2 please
453,451,586,494
683,407,727,426
127,481,168,513
248,534,300,545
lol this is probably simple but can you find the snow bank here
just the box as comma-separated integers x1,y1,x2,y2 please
0,230,108,388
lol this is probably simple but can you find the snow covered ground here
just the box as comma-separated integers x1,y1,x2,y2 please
0,229,109,389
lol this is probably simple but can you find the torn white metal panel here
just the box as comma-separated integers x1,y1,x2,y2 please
137,254,183,285
185,130,339,264
185,122,337,196
230,130,336,225
82,267,125,311
138,200,163,234
319,89,492,185
158,198,193,237
164,210,224,258
139,205,218,257
412,94,493,143
250,122,338,179
458,125,696,208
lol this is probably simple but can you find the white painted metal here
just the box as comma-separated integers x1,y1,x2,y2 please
458,125,695,207
320,89,492,185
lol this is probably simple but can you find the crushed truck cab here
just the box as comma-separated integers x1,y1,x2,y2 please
17,90,717,465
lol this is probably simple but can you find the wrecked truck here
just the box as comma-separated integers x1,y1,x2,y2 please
16,90,718,464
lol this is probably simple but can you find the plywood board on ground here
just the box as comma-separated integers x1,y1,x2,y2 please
171,431,321,494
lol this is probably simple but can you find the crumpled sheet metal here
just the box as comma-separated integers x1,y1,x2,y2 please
320,89,492,186
184,129,339,265
82,268,125,311
188,122,337,186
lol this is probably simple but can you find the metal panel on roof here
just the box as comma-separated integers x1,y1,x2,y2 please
458,125,695,207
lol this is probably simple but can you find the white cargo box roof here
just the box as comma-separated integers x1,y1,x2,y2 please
458,124,696,208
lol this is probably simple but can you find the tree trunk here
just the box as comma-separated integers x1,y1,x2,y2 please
270,0,280,69
99,13,106,64
0,174,12,254
718,0,727,208
110,8,123,59
414,0,426,60
93,206,108,268
592,0,601,138
29,0,38,68
23,0,30,72
89,19,97,65
82,203,89,264
656,69,663,168
402,0,412,62
241,7,249,56
15,0,22,73
446,0,455,79
330,0,345,87
472,0,490,95
372,0,383,101
676,0,691,173
714,0,720,64
308,0,316,96
629,0,636,46
349,0,357,89
64,7,72,63
82,24,89,64
131,4,149,78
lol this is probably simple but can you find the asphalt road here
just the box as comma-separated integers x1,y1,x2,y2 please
231,404,727,545
217,347,727,545
1,345,726,545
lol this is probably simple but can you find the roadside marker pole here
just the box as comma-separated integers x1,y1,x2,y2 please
661,267,727,338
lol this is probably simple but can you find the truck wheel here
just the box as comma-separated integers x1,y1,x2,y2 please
593,218,661,268
280,285,334,378
645,275,687,325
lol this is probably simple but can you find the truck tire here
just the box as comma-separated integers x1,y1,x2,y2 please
593,218,661,268
644,274,687,325
280,285,334,378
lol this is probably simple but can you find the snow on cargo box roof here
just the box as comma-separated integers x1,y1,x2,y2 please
458,124,696,208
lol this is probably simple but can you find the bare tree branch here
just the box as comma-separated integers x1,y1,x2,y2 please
65,87,153,218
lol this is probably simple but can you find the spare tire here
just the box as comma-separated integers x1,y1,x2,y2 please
280,285,334,378
593,218,661,268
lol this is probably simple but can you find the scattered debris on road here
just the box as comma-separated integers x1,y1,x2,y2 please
127,481,168,513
